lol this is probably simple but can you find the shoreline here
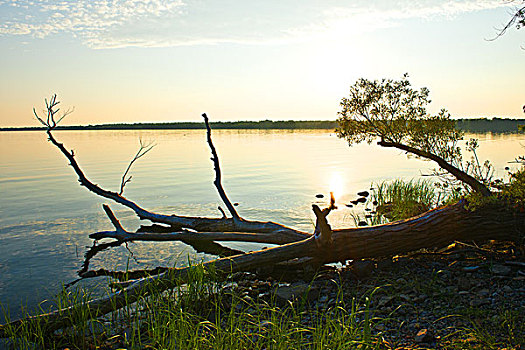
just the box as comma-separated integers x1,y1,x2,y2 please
1,118,524,133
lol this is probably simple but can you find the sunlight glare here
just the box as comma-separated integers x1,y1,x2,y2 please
328,172,345,203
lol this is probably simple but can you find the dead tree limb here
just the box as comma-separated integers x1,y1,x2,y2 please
90,228,303,245
0,221,321,338
4,95,521,338
313,192,336,245
34,100,308,240
2,198,522,337
203,113,241,221
119,139,155,195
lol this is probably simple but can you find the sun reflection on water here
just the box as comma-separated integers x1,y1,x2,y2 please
328,172,345,203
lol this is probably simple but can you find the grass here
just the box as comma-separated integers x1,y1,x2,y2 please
2,251,523,349
1,266,384,349
351,179,446,226
373,179,438,221
445,307,525,350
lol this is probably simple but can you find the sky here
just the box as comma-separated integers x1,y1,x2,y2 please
0,0,524,127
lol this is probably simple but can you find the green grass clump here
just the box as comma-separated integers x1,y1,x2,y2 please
502,168,525,209
373,179,438,221
466,165,525,212
1,268,383,349
445,308,525,349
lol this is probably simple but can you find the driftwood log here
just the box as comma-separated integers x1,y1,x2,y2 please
0,96,523,337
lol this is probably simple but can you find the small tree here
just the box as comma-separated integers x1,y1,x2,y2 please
336,74,492,197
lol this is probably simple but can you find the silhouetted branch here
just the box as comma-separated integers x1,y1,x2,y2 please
203,113,241,221
378,139,492,196
488,2,525,41
102,204,125,232
119,139,156,195
80,266,170,282
34,96,307,239
79,239,124,276
313,192,336,245
218,206,227,219
89,229,298,245
1,93,524,336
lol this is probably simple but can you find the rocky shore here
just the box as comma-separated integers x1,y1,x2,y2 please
41,240,524,349
221,241,524,349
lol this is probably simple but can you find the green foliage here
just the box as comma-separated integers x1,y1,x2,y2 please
1,270,383,349
373,179,436,221
466,164,525,211
1,285,101,349
502,167,525,208
336,75,510,197
435,138,495,196
336,74,463,165
349,178,462,226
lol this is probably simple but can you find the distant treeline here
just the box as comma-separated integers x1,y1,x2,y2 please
455,118,524,133
0,120,338,131
1,118,523,133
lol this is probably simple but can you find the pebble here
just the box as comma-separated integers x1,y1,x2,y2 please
502,285,513,293
490,264,512,276
477,288,490,297
351,260,375,278
377,295,394,307
414,328,434,343
146,241,523,349
469,298,489,307
395,277,407,285
274,282,317,303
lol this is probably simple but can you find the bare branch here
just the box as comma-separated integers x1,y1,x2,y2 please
34,97,306,238
2,197,522,336
488,3,525,41
80,266,169,282
89,229,300,245
218,206,227,219
180,239,244,257
35,100,304,240
0,235,318,337
102,204,125,232
119,139,156,195
313,192,336,246
33,94,73,129
79,239,124,276
4,95,523,337
202,113,241,221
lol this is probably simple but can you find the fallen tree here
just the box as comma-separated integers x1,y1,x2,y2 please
1,80,523,336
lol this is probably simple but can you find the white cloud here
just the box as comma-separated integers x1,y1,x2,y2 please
0,0,185,44
287,0,510,41
0,0,514,49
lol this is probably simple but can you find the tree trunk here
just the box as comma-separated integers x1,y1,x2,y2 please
5,97,519,338
1,200,522,337
377,140,492,196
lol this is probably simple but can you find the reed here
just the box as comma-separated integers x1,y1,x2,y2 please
372,179,442,222
1,266,382,349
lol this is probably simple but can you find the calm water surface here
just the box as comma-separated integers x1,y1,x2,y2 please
0,129,523,320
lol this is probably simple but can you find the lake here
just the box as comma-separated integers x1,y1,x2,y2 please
0,129,523,321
